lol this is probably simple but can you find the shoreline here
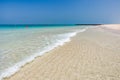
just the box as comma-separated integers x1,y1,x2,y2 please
1,28,87,80
4,26,120,80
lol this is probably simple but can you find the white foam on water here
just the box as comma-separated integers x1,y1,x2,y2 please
0,28,87,80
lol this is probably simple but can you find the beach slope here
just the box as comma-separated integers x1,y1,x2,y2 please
5,26,120,80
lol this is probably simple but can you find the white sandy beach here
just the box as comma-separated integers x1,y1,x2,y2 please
100,24,120,30
4,25,120,80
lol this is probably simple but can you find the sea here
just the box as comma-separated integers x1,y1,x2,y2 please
0,25,93,80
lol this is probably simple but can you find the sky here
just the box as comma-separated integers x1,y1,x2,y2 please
0,0,120,24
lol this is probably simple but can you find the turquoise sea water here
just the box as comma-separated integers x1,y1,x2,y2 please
0,25,90,80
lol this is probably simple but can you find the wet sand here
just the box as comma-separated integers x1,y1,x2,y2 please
5,26,120,80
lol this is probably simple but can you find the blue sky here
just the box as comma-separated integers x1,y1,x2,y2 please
0,0,120,24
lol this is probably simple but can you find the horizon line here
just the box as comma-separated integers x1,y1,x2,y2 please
0,24,102,26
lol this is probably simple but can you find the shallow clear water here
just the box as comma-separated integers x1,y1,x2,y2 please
0,25,89,80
